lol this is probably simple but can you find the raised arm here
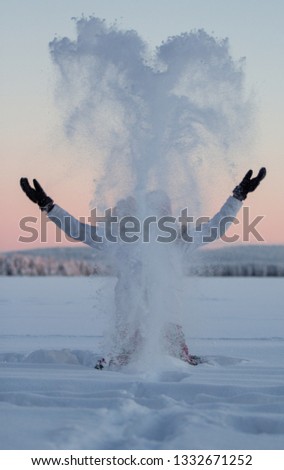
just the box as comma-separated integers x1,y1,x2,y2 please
182,167,267,250
20,178,104,249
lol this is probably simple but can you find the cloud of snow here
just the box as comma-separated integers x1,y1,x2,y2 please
49,17,253,369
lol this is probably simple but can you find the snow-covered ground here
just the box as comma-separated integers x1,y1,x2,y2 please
0,277,284,450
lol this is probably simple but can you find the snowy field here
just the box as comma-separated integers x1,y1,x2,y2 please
0,277,284,450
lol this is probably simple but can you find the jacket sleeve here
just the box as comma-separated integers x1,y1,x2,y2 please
184,195,243,252
47,204,105,250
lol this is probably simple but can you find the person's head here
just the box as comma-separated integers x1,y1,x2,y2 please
113,190,171,219
113,196,137,218
145,189,172,217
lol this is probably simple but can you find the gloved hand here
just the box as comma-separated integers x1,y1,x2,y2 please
233,167,266,201
20,178,54,212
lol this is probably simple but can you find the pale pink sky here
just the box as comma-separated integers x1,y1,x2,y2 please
1,152,282,252
1,85,283,251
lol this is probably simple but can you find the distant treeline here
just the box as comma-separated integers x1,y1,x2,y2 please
0,253,109,276
187,263,284,277
1,245,284,276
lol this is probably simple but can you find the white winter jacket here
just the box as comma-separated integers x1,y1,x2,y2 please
48,195,242,352
48,195,242,253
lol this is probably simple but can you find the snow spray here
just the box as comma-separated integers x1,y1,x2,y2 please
50,17,252,369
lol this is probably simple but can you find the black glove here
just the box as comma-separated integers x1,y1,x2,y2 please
20,178,54,212
233,167,266,201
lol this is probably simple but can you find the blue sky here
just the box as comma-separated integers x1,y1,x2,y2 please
2,0,284,146
1,0,284,249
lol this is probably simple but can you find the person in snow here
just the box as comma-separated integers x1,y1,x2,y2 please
20,168,266,367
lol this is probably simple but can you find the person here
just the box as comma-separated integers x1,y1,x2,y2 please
20,168,266,367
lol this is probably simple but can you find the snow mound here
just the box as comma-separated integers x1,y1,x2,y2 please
0,350,99,368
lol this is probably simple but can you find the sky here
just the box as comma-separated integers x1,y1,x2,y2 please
1,0,284,251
